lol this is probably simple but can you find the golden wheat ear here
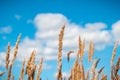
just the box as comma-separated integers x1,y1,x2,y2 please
57,23,66,80
88,40,94,62
12,33,21,66
111,41,119,67
19,59,25,80
6,42,11,70
36,57,43,80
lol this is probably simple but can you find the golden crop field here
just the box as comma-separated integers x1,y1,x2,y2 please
0,24,120,80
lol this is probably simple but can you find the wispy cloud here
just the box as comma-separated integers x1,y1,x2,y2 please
2,36,7,40
112,20,120,41
0,26,12,34
15,14,22,20
27,19,33,24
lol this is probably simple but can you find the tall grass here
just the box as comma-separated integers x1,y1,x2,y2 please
0,23,120,80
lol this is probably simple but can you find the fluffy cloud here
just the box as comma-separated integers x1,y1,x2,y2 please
112,20,120,41
85,22,107,30
0,13,120,64
34,13,67,31
0,52,5,67
54,72,70,79
0,26,12,34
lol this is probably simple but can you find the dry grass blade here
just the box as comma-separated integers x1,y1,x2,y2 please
67,50,74,62
111,41,119,67
36,57,43,80
57,23,65,80
19,59,25,80
5,42,11,70
88,40,94,62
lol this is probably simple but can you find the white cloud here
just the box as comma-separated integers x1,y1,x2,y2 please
0,26,12,34
12,13,113,61
15,14,22,20
34,13,68,32
112,20,120,41
1,13,120,64
0,52,5,67
85,22,107,30
54,72,70,79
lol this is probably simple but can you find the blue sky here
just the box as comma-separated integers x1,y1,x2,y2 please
0,0,120,80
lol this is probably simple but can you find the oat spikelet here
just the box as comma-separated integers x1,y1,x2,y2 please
19,59,25,80
88,40,94,62
6,42,11,70
111,41,119,67
12,33,21,66
57,23,65,80
67,50,74,62
36,57,43,80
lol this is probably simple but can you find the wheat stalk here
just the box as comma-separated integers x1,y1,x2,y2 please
11,33,21,66
91,59,100,80
78,36,85,62
80,63,85,80
36,57,43,80
85,69,89,80
5,42,11,70
57,23,65,80
12,75,14,80
88,40,94,62
8,63,12,80
111,41,119,67
26,50,36,80
19,59,25,80
7,34,21,80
